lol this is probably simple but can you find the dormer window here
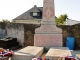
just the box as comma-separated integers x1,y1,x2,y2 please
33,13,37,16
33,12,40,16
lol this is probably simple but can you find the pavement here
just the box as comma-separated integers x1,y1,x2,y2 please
40,50,80,60
74,50,80,60
9,50,80,60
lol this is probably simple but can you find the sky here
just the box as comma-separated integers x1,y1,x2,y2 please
0,0,80,21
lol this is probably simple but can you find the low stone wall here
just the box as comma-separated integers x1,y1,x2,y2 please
0,23,6,39
0,23,40,47
6,23,24,46
57,23,80,50
24,24,40,46
0,22,80,49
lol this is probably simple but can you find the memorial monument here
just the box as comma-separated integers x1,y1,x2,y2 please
34,0,62,48
11,1,77,60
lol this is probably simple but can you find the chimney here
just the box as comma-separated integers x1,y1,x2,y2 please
34,5,37,8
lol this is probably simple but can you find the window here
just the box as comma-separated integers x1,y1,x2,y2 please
33,12,40,16
33,13,37,16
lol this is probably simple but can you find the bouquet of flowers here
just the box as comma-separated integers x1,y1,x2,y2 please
0,48,13,57
58,56,78,60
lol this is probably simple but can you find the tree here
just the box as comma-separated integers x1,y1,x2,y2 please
0,19,10,23
55,14,68,25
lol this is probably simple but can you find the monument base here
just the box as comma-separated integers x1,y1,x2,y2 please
35,25,62,34
34,34,62,48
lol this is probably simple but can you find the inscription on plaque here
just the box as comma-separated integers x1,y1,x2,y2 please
34,34,62,46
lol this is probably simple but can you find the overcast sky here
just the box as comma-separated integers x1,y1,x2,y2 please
0,0,80,21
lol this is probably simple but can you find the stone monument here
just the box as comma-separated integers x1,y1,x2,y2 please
34,0,62,48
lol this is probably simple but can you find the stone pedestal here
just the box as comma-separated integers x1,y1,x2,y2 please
35,25,62,34
34,34,62,47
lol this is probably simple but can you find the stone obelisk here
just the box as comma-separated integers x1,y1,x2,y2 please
34,0,62,48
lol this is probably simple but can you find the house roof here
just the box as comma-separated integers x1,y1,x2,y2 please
13,5,43,20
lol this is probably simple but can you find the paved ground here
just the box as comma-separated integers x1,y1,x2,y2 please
9,50,80,60
41,50,80,59
74,50,80,60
